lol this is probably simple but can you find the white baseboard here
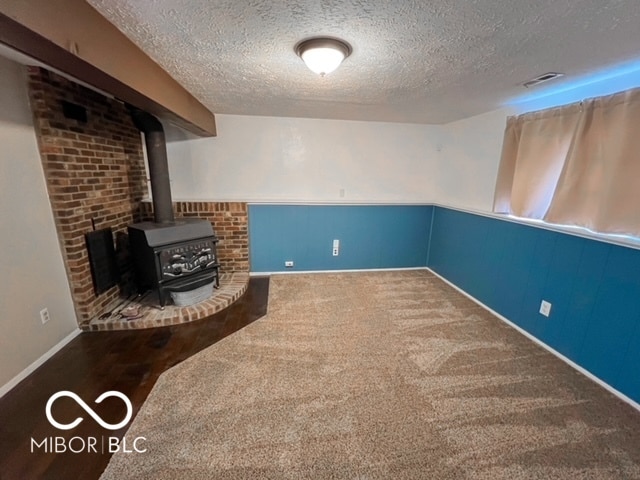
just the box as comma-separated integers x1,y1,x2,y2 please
0,328,81,398
427,268,640,413
250,266,429,276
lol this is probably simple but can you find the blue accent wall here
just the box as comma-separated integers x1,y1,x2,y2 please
428,206,640,403
248,202,640,403
248,204,432,273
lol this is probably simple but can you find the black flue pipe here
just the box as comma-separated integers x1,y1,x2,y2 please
128,107,175,224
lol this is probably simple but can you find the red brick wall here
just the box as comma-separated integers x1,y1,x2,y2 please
28,68,148,326
140,202,249,272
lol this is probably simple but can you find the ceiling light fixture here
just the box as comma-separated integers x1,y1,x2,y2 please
295,37,352,76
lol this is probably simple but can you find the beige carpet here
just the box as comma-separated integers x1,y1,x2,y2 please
100,270,640,479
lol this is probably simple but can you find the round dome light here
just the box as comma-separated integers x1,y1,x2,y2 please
295,37,352,76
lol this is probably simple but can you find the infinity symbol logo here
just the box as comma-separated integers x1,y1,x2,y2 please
46,391,133,431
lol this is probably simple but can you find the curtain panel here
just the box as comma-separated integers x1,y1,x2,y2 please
493,87,640,237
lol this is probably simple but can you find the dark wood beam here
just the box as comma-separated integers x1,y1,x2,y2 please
0,3,216,137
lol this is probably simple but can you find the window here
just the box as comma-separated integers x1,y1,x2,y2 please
493,87,640,238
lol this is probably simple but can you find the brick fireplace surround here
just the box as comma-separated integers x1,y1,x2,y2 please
28,67,249,330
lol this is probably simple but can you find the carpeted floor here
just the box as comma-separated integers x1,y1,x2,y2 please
100,270,640,479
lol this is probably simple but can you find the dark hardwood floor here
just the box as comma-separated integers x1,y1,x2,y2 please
0,276,269,480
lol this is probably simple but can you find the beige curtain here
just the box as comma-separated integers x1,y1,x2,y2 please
494,105,582,218
492,116,520,214
493,87,640,237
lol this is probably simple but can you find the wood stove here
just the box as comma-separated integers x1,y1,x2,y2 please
128,219,219,308
127,107,220,308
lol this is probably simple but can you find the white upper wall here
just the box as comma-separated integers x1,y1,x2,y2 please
165,114,445,204
163,110,515,211
0,56,78,391
436,108,514,212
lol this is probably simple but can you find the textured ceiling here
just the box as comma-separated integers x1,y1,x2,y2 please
87,0,640,124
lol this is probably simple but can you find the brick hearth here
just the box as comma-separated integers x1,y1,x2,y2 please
86,272,249,331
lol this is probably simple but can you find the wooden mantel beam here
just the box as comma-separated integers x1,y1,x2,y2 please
0,0,216,137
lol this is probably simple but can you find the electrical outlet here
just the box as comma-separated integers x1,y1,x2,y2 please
333,239,339,256
539,300,552,317
285,261,294,268
40,308,50,324
332,248,339,256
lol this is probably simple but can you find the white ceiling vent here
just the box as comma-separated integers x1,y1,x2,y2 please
523,72,565,88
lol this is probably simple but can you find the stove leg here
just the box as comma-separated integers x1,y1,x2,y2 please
158,289,167,309
213,267,220,289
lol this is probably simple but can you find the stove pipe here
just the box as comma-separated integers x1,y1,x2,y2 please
129,107,175,224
